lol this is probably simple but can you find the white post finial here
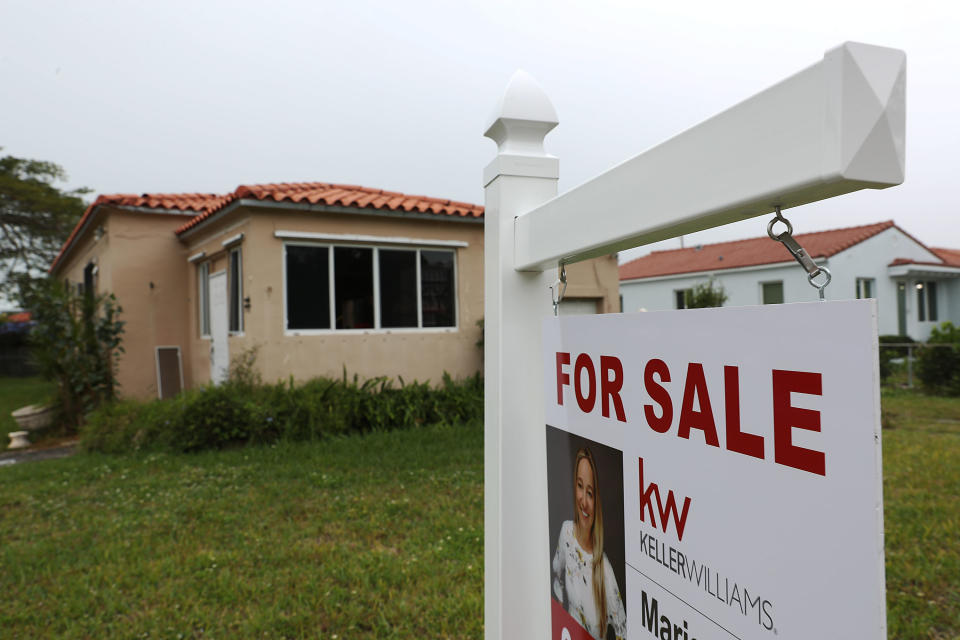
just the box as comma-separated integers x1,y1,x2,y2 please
484,70,559,156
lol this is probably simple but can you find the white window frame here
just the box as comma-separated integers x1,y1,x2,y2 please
855,277,875,299
198,261,211,338
282,242,459,335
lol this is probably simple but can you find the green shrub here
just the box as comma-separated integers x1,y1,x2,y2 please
916,322,960,395
685,279,728,308
82,372,484,453
878,334,916,382
19,279,124,432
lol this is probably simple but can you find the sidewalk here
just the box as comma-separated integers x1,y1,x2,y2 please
0,439,79,467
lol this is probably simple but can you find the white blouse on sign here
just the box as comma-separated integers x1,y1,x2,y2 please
552,520,627,640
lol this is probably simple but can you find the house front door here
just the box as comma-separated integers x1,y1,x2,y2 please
209,270,229,384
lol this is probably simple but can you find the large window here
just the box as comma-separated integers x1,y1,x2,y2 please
284,244,456,331
198,261,210,336
762,281,784,305
917,281,938,322
229,247,243,333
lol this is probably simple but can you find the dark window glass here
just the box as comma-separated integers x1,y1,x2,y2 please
83,263,95,299
928,281,938,322
917,283,926,322
379,249,418,328
229,248,242,332
420,250,455,327
675,290,687,309
762,282,784,305
286,246,330,329
335,247,374,329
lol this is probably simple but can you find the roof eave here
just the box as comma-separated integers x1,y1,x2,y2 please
51,204,202,274
887,263,960,279
50,205,102,275
176,198,484,241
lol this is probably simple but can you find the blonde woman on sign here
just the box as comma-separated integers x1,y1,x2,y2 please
552,448,627,640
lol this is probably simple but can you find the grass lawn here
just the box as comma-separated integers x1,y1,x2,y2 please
880,387,960,639
0,376,56,451
0,389,957,638
0,421,484,638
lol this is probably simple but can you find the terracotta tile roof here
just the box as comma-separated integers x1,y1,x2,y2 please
619,221,898,280
931,247,960,267
50,182,483,273
174,182,484,235
92,192,233,213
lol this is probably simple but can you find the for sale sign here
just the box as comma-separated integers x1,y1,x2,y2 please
543,301,885,640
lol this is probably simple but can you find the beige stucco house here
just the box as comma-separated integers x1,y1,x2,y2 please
50,182,619,400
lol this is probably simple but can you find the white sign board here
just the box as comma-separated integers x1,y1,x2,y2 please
543,301,885,640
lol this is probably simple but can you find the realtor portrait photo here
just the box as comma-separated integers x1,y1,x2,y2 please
546,427,627,640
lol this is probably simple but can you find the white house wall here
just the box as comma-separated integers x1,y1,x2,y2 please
621,262,820,312
621,227,958,340
828,226,944,340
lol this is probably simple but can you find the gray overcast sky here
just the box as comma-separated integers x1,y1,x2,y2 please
2,0,958,263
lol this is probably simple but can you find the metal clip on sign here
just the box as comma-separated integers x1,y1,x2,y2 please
549,264,567,317
767,206,832,300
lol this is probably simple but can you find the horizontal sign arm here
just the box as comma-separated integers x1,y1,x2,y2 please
514,42,905,271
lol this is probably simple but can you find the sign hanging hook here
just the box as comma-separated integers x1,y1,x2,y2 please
549,263,567,317
767,206,832,300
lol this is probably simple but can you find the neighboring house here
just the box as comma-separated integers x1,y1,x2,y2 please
619,221,960,341
50,182,619,400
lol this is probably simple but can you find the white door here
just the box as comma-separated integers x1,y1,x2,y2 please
209,270,229,384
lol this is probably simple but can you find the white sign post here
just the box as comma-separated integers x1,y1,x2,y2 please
483,42,904,639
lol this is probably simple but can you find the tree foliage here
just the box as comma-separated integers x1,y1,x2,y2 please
685,279,728,308
0,152,89,296
21,279,124,432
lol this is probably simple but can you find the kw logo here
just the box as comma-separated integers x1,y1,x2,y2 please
638,457,692,541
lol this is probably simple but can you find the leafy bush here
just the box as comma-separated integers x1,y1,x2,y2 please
685,279,728,308
82,371,484,454
916,322,960,396
878,334,916,382
20,279,124,432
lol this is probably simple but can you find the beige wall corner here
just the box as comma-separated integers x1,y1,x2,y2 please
561,254,621,313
